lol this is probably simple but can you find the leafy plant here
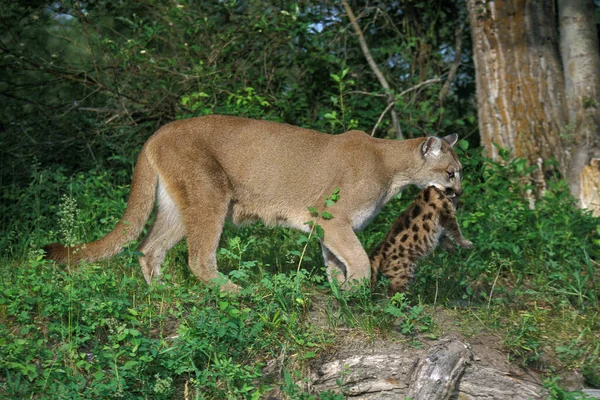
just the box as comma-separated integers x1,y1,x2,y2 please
504,311,542,367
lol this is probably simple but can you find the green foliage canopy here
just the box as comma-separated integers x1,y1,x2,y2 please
1,0,475,184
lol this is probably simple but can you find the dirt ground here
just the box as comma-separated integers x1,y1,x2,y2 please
294,294,591,399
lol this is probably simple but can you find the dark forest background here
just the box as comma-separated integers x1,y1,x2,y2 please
1,0,477,183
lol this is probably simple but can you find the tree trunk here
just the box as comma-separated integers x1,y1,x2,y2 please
466,0,567,182
468,0,600,210
558,0,600,203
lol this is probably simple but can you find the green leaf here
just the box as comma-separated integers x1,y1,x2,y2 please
315,225,324,239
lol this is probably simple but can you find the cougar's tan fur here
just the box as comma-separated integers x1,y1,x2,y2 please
44,115,463,291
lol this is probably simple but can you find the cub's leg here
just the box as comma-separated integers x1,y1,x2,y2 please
382,261,415,295
439,235,457,253
138,183,185,284
441,207,473,248
321,221,371,286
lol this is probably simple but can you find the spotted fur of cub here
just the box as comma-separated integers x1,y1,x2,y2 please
370,186,473,295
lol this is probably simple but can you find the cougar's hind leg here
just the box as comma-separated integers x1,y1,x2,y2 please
150,146,238,292
183,192,239,292
138,181,185,284
167,169,238,292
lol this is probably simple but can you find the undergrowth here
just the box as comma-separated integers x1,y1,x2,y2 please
1,142,599,398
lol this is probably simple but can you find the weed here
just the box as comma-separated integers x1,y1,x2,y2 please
384,293,434,336
504,310,543,367
543,375,596,400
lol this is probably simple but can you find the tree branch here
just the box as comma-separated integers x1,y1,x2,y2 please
371,78,441,136
399,78,441,98
341,0,402,139
371,101,396,136
439,24,464,103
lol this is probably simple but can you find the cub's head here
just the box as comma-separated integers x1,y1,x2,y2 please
417,133,463,198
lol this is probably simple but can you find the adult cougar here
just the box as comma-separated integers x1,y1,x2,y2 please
44,115,463,291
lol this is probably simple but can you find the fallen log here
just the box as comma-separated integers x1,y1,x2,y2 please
310,335,546,399
407,336,471,400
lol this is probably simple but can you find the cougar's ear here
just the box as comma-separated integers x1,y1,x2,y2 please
442,133,459,147
421,137,442,157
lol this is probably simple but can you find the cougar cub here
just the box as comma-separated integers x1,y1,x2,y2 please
370,186,473,295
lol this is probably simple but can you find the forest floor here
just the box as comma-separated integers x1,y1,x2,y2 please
263,291,596,399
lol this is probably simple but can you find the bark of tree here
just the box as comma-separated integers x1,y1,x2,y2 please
558,0,600,202
466,0,567,178
467,0,600,208
406,337,471,400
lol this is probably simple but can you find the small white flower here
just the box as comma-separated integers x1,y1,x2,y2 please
140,50,146,54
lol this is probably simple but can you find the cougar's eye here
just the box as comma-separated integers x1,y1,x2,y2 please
447,171,455,179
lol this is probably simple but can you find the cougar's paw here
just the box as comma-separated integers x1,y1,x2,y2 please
340,277,371,293
460,240,473,249
219,281,242,294
209,275,241,294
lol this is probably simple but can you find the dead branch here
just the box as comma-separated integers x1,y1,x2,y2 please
372,78,441,136
439,24,464,103
341,0,403,139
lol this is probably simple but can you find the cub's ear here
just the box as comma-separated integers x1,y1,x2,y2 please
421,137,442,157
442,133,459,147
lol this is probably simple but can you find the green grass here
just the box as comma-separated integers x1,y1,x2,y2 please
1,144,599,398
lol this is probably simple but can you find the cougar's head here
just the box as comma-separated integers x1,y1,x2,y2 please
418,133,463,198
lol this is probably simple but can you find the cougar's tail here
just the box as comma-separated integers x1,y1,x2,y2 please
43,148,158,264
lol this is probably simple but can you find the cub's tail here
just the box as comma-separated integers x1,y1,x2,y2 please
43,148,158,264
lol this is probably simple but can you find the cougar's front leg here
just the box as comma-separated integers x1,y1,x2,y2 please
321,246,347,284
321,221,371,286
